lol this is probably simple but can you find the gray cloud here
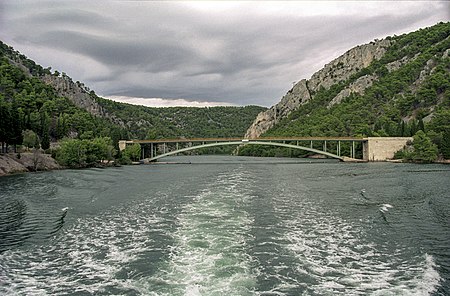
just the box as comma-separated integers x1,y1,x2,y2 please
0,1,449,106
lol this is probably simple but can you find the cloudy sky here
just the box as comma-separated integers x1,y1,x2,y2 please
0,1,448,107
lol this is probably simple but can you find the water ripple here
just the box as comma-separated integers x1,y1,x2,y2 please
143,166,257,295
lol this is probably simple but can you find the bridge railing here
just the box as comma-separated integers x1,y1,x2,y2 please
126,136,366,144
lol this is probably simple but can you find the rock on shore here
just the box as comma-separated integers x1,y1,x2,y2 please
0,153,61,177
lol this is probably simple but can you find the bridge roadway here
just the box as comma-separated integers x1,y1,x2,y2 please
126,137,365,144
119,137,366,162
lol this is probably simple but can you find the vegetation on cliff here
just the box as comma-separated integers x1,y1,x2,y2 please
0,44,128,153
96,97,266,139
242,22,450,159
394,131,439,163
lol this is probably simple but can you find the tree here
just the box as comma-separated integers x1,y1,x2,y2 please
123,143,141,161
55,113,69,139
408,130,438,163
88,137,115,163
427,110,450,159
417,118,425,132
41,131,50,150
22,129,39,149
115,150,130,165
0,97,11,153
31,148,43,171
397,120,406,136
39,111,50,150
147,129,158,139
441,129,450,159
57,139,87,168
80,131,94,140
56,137,116,168
8,101,23,152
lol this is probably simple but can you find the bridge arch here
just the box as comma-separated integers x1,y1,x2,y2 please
146,140,343,162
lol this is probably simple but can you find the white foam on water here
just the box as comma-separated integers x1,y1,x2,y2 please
369,253,441,296
379,203,393,213
275,201,443,295
0,196,170,295
146,167,257,296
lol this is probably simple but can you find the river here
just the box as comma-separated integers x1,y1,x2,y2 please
0,156,449,295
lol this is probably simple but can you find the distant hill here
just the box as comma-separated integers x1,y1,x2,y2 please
244,22,450,158
0,41,266,152
96,98,266,139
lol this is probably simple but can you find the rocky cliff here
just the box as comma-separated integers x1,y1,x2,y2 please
41,74,125,126
245,22,450,157
245,39,391,138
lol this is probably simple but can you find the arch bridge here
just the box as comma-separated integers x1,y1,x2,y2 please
119,137,369,162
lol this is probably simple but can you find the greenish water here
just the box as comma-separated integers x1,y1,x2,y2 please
0,156,449,295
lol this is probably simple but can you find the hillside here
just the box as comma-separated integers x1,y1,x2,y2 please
244,22,450,158
0,44,128,152
96,98,266,139
0,40,266,154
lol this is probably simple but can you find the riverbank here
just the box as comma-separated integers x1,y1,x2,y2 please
1,153,447,177
0,153,61,177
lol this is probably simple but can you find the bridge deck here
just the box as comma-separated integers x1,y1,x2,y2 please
127,137,366,144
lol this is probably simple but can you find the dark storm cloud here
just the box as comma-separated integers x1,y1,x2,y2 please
1,1,449,106
27,9,115,28
36,30,198,72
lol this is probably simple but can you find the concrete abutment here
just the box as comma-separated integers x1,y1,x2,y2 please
362,137,412,161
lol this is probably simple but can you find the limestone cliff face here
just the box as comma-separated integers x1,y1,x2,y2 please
245,39,391,138
308,39,390,91
245,79,310,138
41,75,124,126
327,74,377,108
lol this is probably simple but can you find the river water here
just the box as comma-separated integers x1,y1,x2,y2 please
0,156,449,295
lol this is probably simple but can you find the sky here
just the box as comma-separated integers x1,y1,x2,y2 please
0,1,449,107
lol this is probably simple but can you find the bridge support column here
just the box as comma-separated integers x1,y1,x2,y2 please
119,140,127,151
150,143,154,158
323,140,327,153
337,141,341,157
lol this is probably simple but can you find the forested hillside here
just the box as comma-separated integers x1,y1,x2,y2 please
0,44,128,152
96,97,266,139
242,22,450,159
0,40,265,155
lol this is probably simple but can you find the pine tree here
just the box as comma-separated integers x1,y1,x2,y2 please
441,129,450,159
409,130,438,163
418,118,425,132
0,98,10,153
39,111,50,150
